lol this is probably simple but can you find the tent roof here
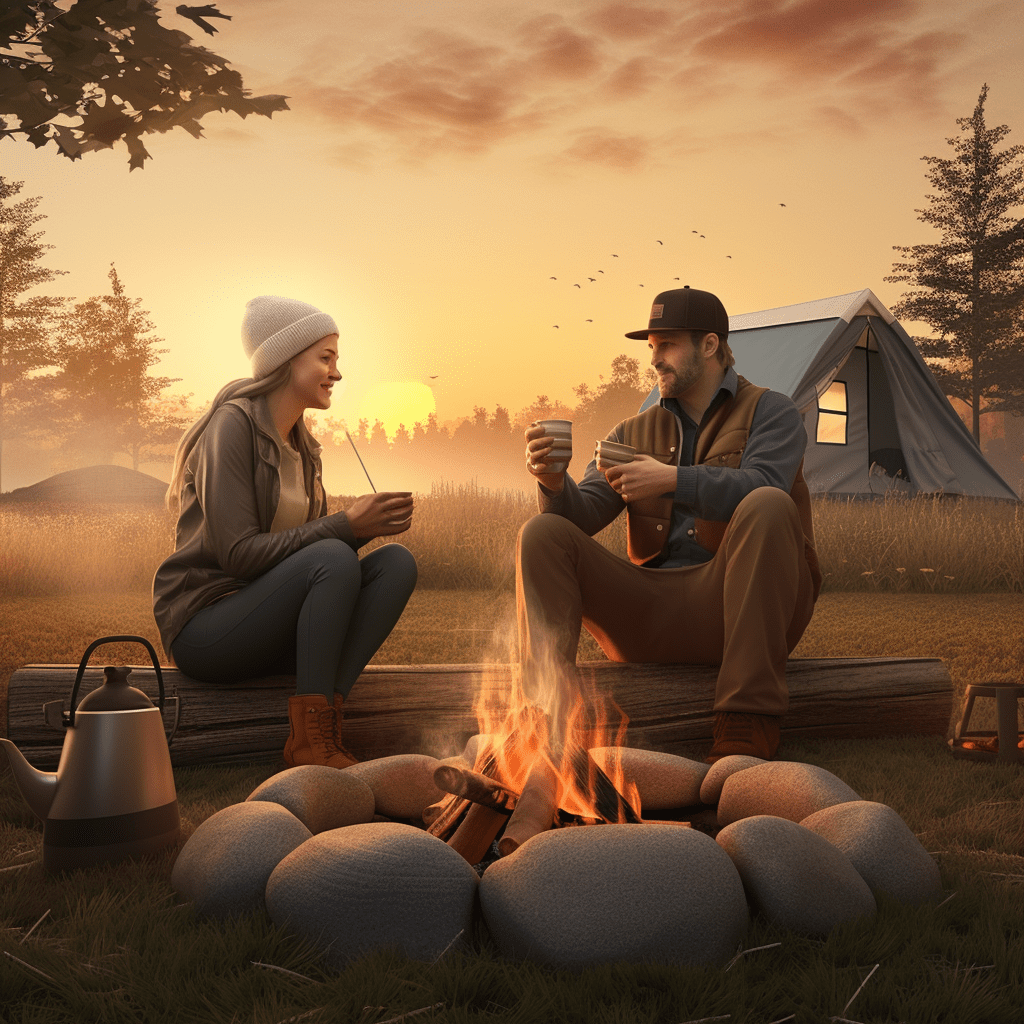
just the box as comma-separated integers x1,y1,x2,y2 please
729,288,897,331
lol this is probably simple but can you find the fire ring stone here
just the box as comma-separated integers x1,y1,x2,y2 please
265,822,478,967
478,823,748,970
171,801,312,920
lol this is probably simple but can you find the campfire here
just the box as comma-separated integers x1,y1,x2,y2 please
425,662,683,866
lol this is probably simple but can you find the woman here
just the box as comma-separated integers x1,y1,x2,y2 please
153,295,417,769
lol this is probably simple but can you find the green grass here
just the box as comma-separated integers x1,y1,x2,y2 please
3,736,1024,1023
3,589,1024,1022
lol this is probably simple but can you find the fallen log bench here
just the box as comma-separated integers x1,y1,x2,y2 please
5,658,954,770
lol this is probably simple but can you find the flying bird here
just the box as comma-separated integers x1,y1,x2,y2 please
700,235,705,239
673,277,680,280
598,270,604,274
549,276,557,280
429,375,439,379
779,203,786,207
588,277,596,282
611,254,619,257
553,325,560,329
691,230,699,234
656,240,663,245
726,255,732,259
586,319,593,322
574,283,581,288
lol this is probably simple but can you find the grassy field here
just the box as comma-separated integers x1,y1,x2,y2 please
1,495,1023,1022
1,487,1021,596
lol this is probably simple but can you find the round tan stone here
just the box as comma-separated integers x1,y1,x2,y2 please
699,755,766,804
717,760,861,827
265,822,478,967
717,814,876,936
171,802,311,919
589,747,710,811
246,765,375,833
342,754,445,819
800,800,943,905
479,823,748,971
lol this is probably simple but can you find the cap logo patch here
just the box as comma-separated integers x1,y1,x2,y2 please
650,304,664,319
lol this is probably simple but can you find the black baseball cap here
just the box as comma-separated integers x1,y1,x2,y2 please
625,286,729,340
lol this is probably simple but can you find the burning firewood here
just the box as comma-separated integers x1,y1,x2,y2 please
446,802,509,865
497,758,561,857
570,748,641,824
432,764,519,815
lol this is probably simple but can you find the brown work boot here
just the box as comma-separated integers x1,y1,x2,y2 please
283,693,358,769
332,691,360,767
706,711,781,764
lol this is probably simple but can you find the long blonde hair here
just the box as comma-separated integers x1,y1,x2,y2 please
165,365,321,513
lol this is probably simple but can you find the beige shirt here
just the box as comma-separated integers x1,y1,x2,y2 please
269,424,309,533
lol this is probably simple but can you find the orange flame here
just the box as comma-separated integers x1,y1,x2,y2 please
472,658,642,823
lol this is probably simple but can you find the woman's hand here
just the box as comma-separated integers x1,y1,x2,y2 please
344,492,414,539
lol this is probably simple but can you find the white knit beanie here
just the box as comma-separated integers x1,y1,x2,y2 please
241,296,339,380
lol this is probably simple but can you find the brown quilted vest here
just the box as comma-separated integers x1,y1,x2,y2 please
619,375,821,599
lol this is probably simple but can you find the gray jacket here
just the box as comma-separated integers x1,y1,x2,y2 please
152,395,362,656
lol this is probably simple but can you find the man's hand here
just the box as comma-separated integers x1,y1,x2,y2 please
524,424,570,493
604,455,676,503
344,491,414,539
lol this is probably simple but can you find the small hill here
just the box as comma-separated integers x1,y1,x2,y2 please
2,465,169,505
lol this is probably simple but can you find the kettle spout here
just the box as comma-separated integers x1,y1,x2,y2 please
0,738,58,822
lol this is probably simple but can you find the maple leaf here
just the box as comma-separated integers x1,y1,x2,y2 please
125,132,151,171
174,5,230,37
0,0,288,167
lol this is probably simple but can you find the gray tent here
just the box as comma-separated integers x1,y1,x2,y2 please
639,288,1019,500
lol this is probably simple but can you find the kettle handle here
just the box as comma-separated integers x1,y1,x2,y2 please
68,635,165,728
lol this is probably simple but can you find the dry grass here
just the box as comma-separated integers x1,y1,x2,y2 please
0,488,1020,598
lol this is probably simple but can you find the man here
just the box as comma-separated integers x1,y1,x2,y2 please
517,286,822,763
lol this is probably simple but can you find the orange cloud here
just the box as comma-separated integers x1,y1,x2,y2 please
559,128,651,169
281,0,964,165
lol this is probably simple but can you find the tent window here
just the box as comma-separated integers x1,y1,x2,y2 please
817,381,848,445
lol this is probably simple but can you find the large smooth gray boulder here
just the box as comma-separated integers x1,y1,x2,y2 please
171,802,311,919
800,801,943,905
717,815,876,936
246,765,375,833
718,761,861,826
265,822,478,967
479,824,748,971
342,754,445,819
699,755,765,804
589,747,710,811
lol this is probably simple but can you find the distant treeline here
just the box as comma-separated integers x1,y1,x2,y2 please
313,354,658,494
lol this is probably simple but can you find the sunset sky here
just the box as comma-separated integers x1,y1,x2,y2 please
5,0,1024,486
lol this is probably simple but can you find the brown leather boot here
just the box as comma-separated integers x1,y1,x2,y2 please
283,693,358,769
332,692,360,767
705,711,781,764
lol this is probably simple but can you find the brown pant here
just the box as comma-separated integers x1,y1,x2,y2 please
515,486,817,716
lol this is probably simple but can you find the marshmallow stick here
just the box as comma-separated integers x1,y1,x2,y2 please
345,430,376,493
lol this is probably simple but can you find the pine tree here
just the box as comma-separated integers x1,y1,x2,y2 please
885,84,1024,443
45,263,187,469
0,176,67,493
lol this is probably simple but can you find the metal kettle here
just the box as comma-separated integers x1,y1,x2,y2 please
1,635,180,871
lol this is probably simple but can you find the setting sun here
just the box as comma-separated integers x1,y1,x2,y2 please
356,381,437,438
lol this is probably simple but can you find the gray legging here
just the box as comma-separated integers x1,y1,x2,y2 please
170,539,417,699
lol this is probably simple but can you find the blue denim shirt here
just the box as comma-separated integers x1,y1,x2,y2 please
537,366,807,567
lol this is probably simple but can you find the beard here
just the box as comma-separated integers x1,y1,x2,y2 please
657,357,702,398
